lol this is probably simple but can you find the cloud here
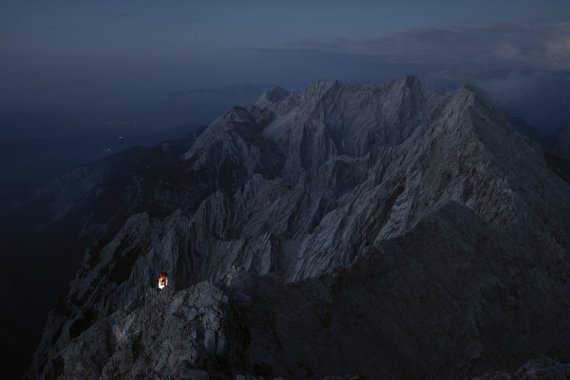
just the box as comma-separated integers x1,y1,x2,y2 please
244,21,570,131
248,21,570,72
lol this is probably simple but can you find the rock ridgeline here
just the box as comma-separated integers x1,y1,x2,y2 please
30,76,570,379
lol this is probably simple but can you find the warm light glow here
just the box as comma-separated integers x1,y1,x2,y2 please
158,273,168,289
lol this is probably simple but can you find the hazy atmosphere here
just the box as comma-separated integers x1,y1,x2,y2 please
2,2,570,379
2,1,570,127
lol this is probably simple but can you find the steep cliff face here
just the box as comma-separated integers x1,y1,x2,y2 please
30,76,570,379
0,128,211,379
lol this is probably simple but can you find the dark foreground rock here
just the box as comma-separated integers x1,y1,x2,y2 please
34,204,570,379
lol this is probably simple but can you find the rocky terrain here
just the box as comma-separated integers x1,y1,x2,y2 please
0,129,205,378
29,76,570,379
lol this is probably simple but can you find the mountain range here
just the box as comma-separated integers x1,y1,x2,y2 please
15,76,570,379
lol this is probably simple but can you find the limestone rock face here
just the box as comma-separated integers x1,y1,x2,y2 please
41,283,236,380
30,77,570,379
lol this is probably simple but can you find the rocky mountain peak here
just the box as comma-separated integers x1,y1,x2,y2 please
301,79,340,103
29,76,570,380
404,73,421,86
395,74,424,94
254,86,291,110
455,84,497,108
262,86,290,103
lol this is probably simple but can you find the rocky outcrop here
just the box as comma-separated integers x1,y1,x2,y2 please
42,284,234,380
30,76,570,379
36,203,570,379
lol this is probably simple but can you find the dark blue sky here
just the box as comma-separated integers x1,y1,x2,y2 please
1,1,570,128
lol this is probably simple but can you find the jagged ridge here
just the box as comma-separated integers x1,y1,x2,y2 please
30,76,570,379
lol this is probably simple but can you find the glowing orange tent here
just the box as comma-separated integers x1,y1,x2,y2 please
158,272,168,289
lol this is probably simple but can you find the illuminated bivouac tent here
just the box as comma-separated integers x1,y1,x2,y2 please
158,272,168,289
